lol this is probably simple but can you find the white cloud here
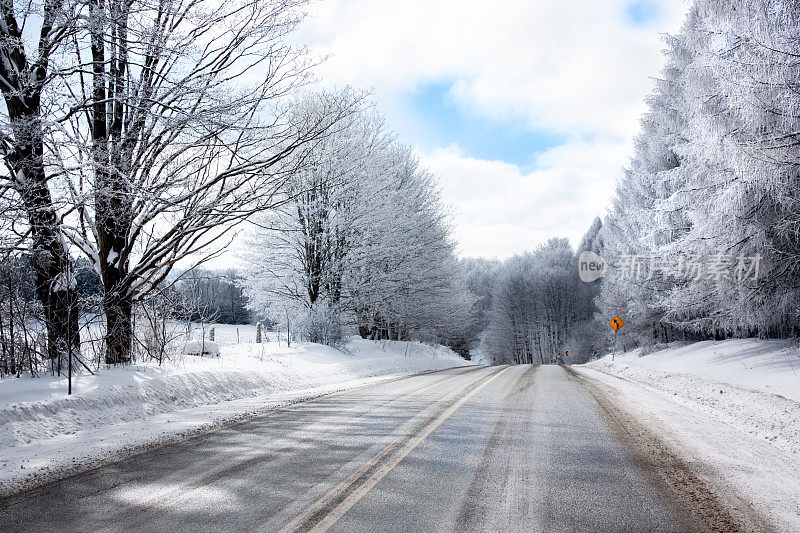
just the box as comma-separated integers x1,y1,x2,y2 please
420,139,627,258
299,0,686,136
295,0,689,258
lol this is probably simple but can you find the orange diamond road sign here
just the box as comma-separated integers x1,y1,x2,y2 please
610,316,625,331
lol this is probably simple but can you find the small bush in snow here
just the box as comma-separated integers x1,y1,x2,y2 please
299,304,345,347
182,340,221,357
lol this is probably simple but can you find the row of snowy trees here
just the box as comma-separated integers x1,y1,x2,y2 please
479,230,602,365
242,95,475,351
482,0,800,362
167,270,250,325
0,0,360,370
596,0,800,348
456,0,799,365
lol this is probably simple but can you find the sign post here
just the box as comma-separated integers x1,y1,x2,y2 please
609,316,625,361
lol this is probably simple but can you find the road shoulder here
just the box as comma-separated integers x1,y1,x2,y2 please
569,366,792,532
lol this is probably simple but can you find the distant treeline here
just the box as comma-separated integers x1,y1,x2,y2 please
0,259,250,325
463,228,603,365
169,270,251,325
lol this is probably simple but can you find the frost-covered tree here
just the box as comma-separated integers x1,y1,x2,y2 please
677,0,800,337
244,96,473,349
483,238,592,364
344,148,473,345
458,257,502,355
599,0,800,345
243,91,386,344
597,28,693,347
567,218,607,362
243,91,384,321
52,0,352,363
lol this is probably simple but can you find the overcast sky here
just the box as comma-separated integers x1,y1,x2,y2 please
294,0,689,259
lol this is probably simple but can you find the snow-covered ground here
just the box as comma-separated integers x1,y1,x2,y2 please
0,336,472,496
182,322,264,346
578,339,800,532
592,339,800,400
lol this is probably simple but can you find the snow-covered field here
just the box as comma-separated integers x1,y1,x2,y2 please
181,322,264,346
578,339,800,532
0,335,471,496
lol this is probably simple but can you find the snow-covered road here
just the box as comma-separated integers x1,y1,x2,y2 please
0,366,700,533
3,338,798,531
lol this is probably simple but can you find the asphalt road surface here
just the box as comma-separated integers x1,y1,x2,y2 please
0,365,697,532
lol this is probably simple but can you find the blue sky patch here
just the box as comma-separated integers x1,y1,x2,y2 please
625,0,661,26
394,81,562,169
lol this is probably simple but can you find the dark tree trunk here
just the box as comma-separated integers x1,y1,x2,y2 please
90,0,135,364
104,292,133,364
20,173,81,365
97,204,133,365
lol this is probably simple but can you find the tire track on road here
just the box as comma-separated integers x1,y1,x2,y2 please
102,366,490,531
453,364,539,530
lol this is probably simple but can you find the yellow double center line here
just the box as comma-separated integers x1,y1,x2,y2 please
278,366,510,533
